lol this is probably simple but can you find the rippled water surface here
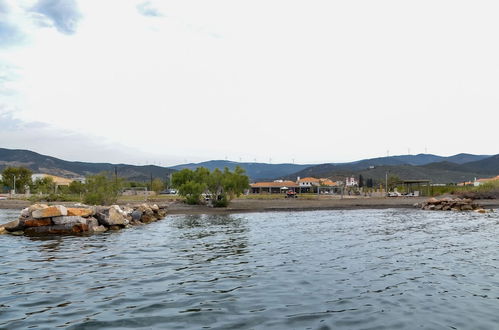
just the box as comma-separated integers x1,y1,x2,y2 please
1,209,499,329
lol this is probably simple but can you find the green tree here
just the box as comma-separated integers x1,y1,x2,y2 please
33,176,55,194
2,166,33,193
151,178,165,194
358,174,364,188
172,168,207,204
172,166,249,207
84,172,123,205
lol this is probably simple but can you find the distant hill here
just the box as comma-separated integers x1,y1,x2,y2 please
170,160,311,181
285,154,498,184
0,148,496,184
0,148,175,182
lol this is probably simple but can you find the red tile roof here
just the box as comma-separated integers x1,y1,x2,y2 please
250,181,299,188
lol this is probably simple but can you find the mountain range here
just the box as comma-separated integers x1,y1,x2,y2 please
0,148,497,183
0,148,175,182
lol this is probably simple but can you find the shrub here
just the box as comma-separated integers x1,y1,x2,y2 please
83,173,123,205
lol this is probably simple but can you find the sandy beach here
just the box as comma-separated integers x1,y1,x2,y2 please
1,197,498,216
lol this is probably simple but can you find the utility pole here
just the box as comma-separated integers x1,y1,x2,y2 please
385,172,388,196
12,175,16,195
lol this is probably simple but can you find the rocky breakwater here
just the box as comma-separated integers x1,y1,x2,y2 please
418,197,492,213
0,203,167,235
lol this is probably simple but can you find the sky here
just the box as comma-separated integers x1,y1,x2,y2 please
0,0,498,166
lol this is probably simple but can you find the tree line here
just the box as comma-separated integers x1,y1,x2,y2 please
1,166,250,207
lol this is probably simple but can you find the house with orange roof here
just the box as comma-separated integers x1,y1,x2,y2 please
32,174,74,187
250,180,299,194
250,177,340,194
474,175,499,186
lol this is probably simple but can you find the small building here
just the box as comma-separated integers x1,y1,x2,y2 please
122,187,156,196
250,180,299,194
32,174,74,187
345,176,358,187
250,177,339,194
474,175,499,186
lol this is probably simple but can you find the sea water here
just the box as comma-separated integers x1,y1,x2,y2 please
1,209,498,329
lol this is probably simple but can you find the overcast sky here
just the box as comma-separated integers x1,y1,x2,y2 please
1,0,498,166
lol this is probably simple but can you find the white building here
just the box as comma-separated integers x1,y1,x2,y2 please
345,176,358,187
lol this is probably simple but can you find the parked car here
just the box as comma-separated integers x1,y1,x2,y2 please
387,191,402,197
159,189,177,195
285,191,298,198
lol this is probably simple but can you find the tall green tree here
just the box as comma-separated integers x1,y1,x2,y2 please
358,174,364,188
172,168,207,205
2,166,33,193
172,166,249,207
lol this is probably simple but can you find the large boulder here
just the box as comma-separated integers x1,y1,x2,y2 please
131,210,143,221
20,208,31,218
25,223,89,235
67,208,94,217
109,206,128,225
95,206,128,227
32,205,67,219
28,204,49,213
2,219,24,232
24,218,52,227
86,217,107,233
52,216,88,226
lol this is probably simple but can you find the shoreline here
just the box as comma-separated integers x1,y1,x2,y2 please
2,197,498,216
168,197,499,215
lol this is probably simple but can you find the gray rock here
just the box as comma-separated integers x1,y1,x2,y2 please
109,207,127,225
52,216,88,225
96,207,127,227
131,210,143,221
20,208,30,218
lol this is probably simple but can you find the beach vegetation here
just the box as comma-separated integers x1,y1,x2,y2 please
83,172,123,205
1,166,33,193
151,178,165,194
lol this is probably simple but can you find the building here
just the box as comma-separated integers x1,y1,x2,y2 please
474,175,499,186
250,177,339,194
250,180,299,194
122,187,156,196
345,176,358,187
32,174,74,187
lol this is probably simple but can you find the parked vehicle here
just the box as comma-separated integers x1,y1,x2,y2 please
160,189,177,195
285,191,298,198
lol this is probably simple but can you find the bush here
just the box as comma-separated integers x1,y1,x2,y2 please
211,195,229,207
83,173,122,205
